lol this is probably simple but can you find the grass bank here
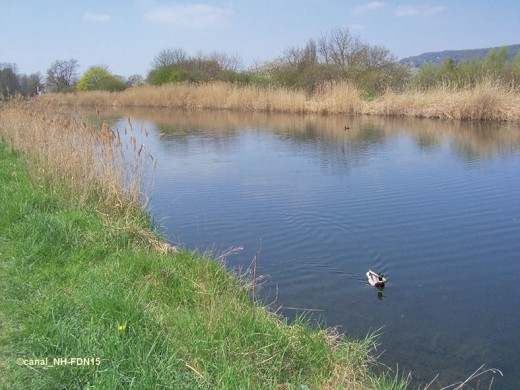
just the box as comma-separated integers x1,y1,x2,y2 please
0,102,405,388
40,79,520,122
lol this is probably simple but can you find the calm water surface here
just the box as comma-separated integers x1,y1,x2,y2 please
94,108,520,388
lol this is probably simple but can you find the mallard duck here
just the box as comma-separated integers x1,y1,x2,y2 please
367,270,386,287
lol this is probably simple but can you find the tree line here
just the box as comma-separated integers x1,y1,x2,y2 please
412,47,520,90
2,27,520,101
0,59,141,100
0,63,43,99
146,27,409,97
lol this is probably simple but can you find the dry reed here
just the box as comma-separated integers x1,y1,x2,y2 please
39,81,361,114
40,80,520,122
423,364,503,390
368,80,520,121
0,100,155,214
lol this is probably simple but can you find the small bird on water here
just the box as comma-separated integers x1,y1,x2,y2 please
366,270,387,288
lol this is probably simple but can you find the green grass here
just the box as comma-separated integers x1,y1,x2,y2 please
0,144,406,389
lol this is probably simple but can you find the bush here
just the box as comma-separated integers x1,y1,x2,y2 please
150,66,188,86
77,67,126,92
250,75,271,87
217,70,250,83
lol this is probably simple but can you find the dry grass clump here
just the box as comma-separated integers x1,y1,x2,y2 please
308,81,363,114
0,100,155,214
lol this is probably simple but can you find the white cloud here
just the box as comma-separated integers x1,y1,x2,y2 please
352,2,385,16
82,12,110,23
143,3,233,27
395,5,446,17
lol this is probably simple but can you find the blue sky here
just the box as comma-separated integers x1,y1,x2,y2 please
1,1,519,78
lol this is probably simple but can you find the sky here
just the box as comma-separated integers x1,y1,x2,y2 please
1,0,519,78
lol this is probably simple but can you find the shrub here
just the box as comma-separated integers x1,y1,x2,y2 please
217,69,250,83
77,67,126,92
150,66,188,86
250,75,271,86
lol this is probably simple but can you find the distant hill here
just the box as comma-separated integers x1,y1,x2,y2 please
399,44,520,68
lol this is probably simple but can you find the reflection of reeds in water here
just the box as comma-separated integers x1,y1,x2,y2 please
77,105,520,162
41,79,520,122
0,101,155,214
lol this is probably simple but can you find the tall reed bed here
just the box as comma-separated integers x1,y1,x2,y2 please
40,81,363,114
0,101,155,215
41,80,520,122
369,80,520,121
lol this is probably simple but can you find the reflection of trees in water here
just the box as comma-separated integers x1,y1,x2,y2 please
275,122,388,175
413,132,442,153
156,124,241,159
77,106,520,169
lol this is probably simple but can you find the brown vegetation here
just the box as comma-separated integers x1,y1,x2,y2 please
366,80,520,121
0,101,155,213
41,79,520,122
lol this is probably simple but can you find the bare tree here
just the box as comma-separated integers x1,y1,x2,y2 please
283,39,318,70
303,39,318,68
207,51,243,71
46,59,79,92
283,45,305,68
126,74,145,87
358,45,396,69
152,48,188,69
317,27,364,67
0,62,18,73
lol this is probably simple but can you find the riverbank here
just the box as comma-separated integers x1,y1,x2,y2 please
0,103,405,388
40,80,520,122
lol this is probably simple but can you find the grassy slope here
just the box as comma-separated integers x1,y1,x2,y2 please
0,145,403,389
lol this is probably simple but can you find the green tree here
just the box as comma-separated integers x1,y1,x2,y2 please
514,51,520,69
19,72,44,96
411,63,439,90
76,66,126,92
0,65,21,99
485,47,509,76
148,48,246,85
149,66,188,86
512,51,520,88
438,59,461,87
457,58,485,87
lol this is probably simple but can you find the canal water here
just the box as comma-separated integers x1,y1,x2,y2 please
92,108,519,388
